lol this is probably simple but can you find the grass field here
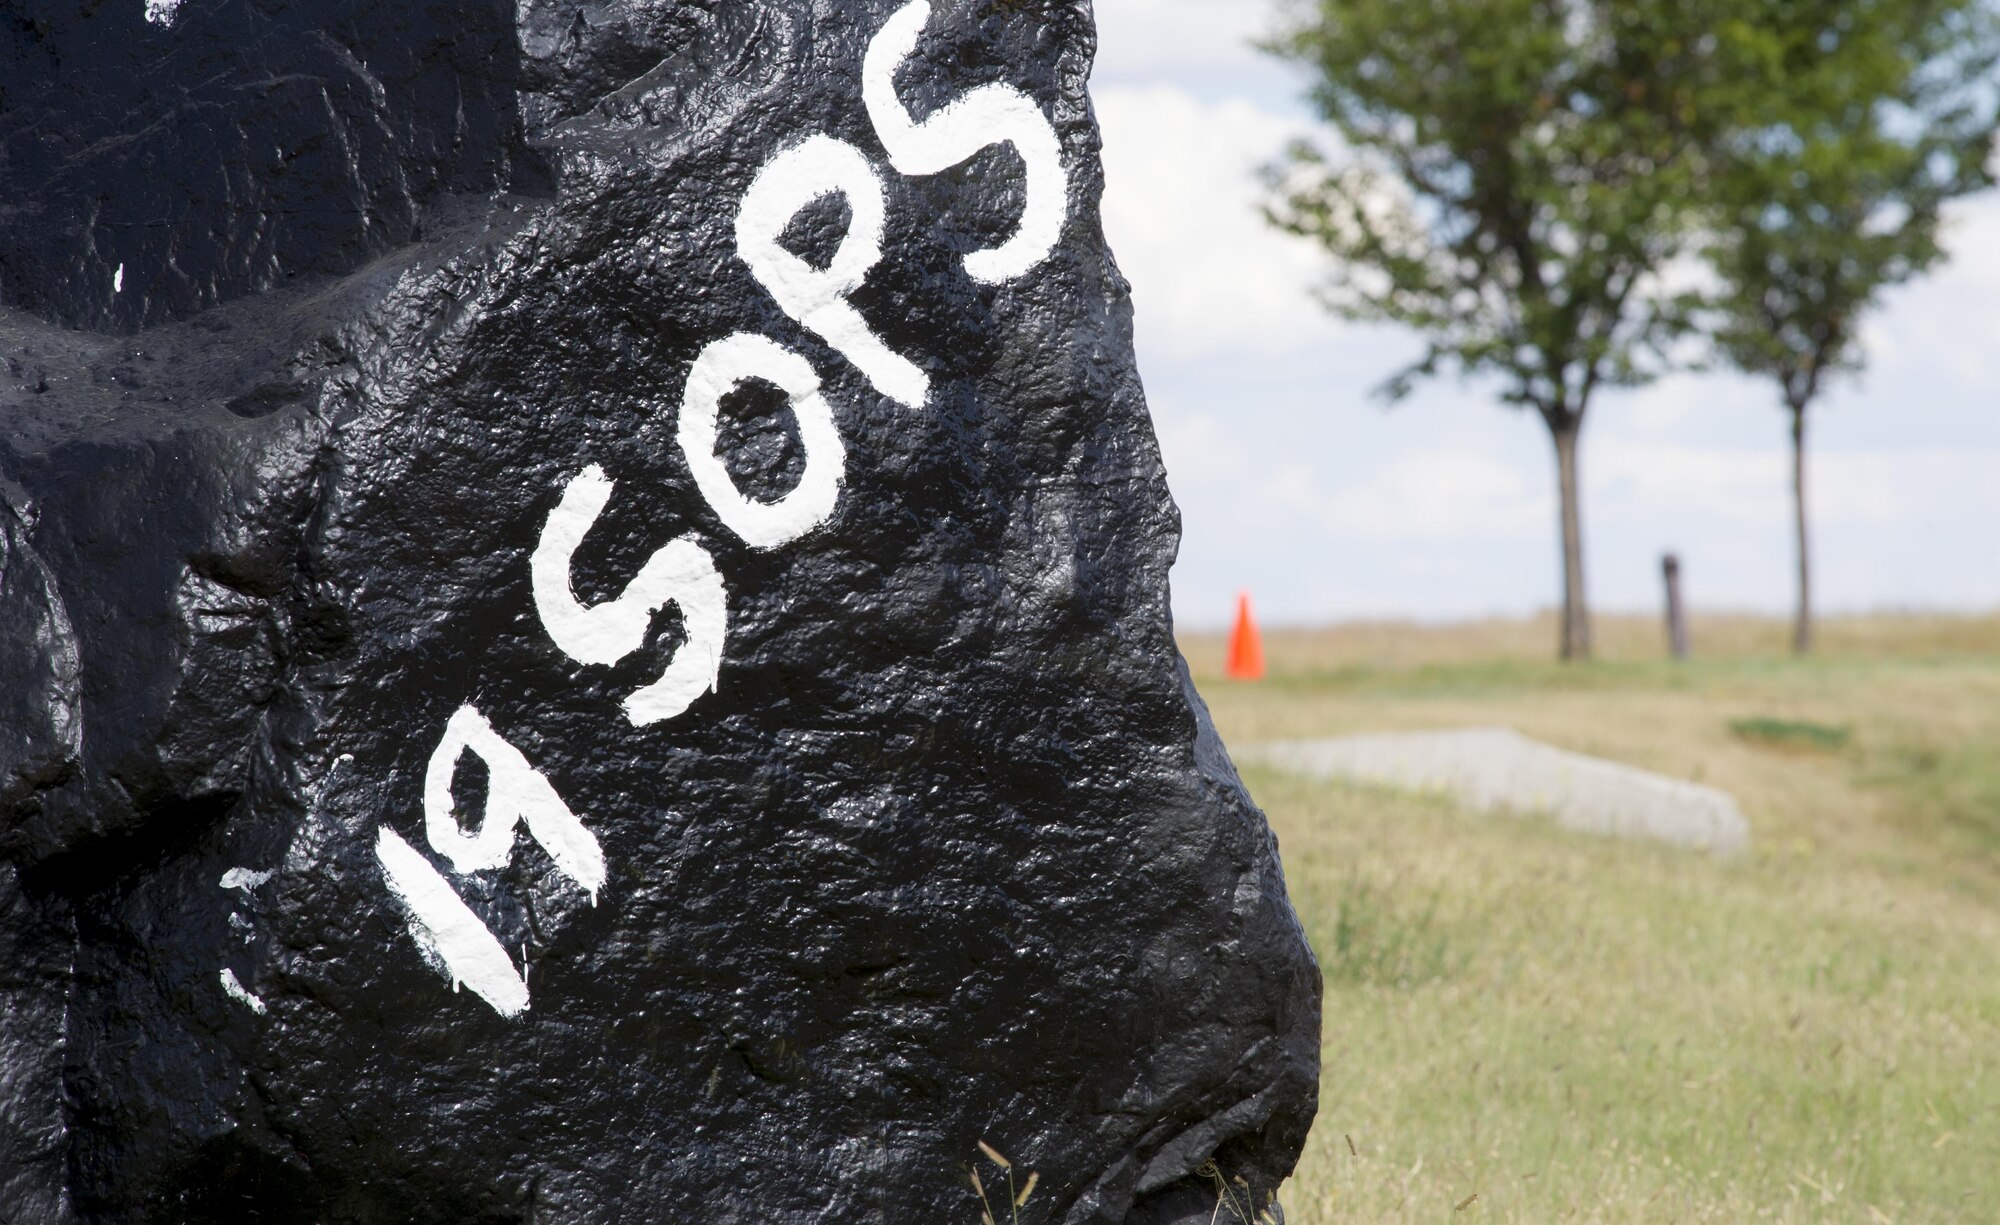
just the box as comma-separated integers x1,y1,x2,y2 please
1181,612,2000,1223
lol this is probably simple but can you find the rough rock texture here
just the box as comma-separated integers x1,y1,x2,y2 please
0,2,1321,1221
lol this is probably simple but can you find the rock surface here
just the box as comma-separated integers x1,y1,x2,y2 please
0,2,1320,1221
1250,728,1750,853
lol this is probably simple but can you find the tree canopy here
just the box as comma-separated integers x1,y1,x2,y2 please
1264,0,2000,658
1264,0,1766,658
1701,0,2000,654
1705,0,1999,414
1265,0,1747,415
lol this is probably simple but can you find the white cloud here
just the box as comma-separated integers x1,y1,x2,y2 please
1152,406,1254,486
1323,449,1550,541
1587,441,1949,532
1092,0,1285,92
1937,192,2000,288
1810,448,1997,527
1589,443,1789,524
1846,191,2000,396
1096,84,1339,360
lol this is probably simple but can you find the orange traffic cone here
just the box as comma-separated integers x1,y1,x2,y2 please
1226,590,1265,681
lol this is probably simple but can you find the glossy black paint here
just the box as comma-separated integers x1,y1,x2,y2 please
0,3,1321,1221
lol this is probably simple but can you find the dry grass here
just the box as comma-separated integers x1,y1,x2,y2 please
1182,613,2000,1222
1184,610,2000,673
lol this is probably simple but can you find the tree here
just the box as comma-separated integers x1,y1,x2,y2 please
1700,1,2000,655
1263,0,1754,660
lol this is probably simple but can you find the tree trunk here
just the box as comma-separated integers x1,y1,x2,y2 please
1550,418,1591,661
1790,402,1811,656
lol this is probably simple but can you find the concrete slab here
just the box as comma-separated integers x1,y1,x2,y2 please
1245,727,1749,854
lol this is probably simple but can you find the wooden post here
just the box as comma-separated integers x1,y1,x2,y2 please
1661,552,1688,661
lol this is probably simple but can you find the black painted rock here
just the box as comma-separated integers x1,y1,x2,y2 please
0,2,1321,1221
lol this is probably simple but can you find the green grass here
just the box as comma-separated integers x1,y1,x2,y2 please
1183,613,2000,1222
1730,716,1853,752
1316,871,1466,991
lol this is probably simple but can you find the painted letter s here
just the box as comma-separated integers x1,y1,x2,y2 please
863,0,1069,284
532,466,728,726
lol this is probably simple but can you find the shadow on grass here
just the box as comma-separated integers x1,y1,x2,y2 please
1310,873,1470,991
1860,739,2000,856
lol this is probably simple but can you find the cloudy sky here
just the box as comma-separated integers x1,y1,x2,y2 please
1089,0,2000,629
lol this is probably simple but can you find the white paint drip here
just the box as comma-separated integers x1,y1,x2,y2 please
423,705,606,898
111,263,124,294
219,968,267,1015
678,332,846,550
531,466,727,726
219,867,273,892
143,0,181,27
374,826,530,1017
863,0,1069,283
736,134,927,408
309,752,355,813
